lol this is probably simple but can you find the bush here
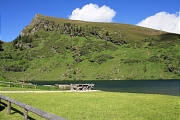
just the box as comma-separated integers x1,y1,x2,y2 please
164,63,180,75
104,42,118,51
90,54,114,64
122,59,142,64
148,56,161,62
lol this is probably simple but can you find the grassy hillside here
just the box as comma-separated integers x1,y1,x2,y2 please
0,14,180,81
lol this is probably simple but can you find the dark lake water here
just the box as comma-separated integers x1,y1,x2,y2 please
29,80,180,96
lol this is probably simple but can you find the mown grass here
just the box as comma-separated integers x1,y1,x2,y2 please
0,92,179,120
0,87,36,91
0,86,50,91
0,84,62,91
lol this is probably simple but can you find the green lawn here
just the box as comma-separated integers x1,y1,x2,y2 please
0,87,46,91
0,92,179,120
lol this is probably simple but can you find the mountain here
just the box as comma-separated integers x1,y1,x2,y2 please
0,14,180,81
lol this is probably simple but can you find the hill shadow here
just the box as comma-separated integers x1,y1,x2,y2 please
32,80,180,96
159,33,180,41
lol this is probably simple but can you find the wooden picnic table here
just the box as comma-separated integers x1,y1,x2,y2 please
70,84,94,91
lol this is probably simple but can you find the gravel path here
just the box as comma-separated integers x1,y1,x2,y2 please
0,90,100,93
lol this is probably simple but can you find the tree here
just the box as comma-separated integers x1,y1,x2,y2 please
105,31,109,36
66,22,71,27
18,35,21,40
0,40,4,51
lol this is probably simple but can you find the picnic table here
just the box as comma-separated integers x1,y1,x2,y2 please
70,84,94,91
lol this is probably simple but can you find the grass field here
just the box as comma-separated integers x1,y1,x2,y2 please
0,91,179,120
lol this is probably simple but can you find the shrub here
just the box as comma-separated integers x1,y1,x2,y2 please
90,54,114,64
164,63,180,75
121,59,142,64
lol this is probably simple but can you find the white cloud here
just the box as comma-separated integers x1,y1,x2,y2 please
136,11,180,34
69,3,116,22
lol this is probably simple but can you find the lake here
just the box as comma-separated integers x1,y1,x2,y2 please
29,80,180,96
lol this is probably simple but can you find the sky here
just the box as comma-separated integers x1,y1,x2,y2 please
1,0,180,42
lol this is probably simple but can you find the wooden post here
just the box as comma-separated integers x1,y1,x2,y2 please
8,83,10,87
7,101,11,114
35,85,37,89
24,109,28,120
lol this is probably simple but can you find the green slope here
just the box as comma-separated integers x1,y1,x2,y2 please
0,14,180,81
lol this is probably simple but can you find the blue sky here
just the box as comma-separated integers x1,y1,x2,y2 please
1,0,180,42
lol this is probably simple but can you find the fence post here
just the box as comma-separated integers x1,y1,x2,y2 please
24,108,28,120
7,101,11,114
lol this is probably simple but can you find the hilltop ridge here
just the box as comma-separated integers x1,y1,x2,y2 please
0,14,179,81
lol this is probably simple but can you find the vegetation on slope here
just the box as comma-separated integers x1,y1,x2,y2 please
0,14,180,81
